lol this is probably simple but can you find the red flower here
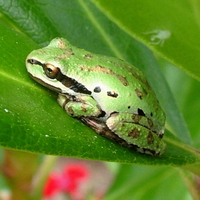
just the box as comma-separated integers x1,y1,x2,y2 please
44,173,62,197
44,163,89,199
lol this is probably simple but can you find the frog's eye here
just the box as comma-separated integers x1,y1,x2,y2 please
27,59,41,65
44,64,60,79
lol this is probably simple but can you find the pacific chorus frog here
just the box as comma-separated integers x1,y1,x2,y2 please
26,38,166,155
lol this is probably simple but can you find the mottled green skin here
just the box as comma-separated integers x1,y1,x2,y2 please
26,37,166,155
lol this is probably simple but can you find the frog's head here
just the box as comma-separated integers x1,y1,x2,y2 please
26,38,74,94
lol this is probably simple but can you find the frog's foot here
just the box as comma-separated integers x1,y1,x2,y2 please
57,93,104,117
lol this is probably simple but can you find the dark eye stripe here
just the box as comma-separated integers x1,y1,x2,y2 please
55,69,92,95
28,58,91,95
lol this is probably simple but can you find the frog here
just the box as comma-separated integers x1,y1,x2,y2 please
26,37,166,155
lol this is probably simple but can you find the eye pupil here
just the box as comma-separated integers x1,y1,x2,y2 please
47,68,53,72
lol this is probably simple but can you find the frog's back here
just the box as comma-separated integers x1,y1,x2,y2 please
60,48,164,128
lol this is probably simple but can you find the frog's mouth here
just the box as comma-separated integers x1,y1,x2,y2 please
29,73,62,93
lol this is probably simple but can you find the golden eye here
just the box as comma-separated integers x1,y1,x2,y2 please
44,64,60,79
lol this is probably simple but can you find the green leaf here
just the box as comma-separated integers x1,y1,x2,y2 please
105,165,192,200
91,0,200,81
161,62,200,146
0,0,60,45
0,0,198,168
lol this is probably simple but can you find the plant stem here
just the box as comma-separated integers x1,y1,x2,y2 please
31,155,58,199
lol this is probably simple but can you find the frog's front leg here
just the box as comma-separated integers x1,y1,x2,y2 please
106,112,166,155
57,94,104,117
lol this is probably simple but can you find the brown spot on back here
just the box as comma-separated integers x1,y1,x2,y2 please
135,88,143,100
84,54,93,59
55,50,74,61
128,127,140,139
132,114,142,123
57,38,67,48
148,119,153,128
147,131,154,145
79,65,128,86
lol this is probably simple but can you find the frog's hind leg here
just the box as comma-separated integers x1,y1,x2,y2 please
106,112,166,155
81,117,132,147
